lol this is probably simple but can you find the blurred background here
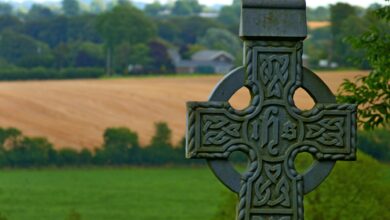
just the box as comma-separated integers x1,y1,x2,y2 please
0,0,388,219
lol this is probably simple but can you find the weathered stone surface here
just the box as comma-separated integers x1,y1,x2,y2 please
185,1,357,220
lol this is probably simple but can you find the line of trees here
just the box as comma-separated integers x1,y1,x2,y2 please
0,0,384,80
0,122,388,168
0,122,194,168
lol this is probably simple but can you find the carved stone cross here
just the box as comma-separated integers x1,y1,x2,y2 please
186,1,357,220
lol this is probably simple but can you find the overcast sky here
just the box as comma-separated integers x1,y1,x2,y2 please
4,0,386,8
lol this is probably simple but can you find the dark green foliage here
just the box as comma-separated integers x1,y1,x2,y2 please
150,122,172,148
52,41,104,69
0,67,104,80
7,137,56,167
22,15,101,48
56,148,81,166
114,42,151,73
147,39,175,74
96,127,140,165
176,16,222,45
90,0,105,14
22,16,69,48
27,4,55,21
156,19,180,43
217,0,240,33
0,128,22,166
0,122,190,168
0,127,21,147
145,122,176,165
330,3,358,66
79,149,93,164
73,42,105,67
104,127,139,150
157,16,222,47
0,30,54,67
357,127,390,162
0,2,379,79
172,0,202,16
338,3,390,129
62,0,80,17
307,7,330,21
144,2,165,17
198,28,241,63
0,16,21,32
96,4,156,74
0,3,12,16
304,27,332,67
304,153,390,219
3,122,388,169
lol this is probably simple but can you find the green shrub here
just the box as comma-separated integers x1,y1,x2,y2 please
6,137,56,167
145,122,175,164
0,123,190,167
56,148,81,166
96,127,140,165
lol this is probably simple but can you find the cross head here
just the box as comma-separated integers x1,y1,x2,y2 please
185,1,357,220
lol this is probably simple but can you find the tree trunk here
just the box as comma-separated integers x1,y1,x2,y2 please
106,47,112,76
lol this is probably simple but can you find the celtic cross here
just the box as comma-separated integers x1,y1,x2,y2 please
185,1,357,220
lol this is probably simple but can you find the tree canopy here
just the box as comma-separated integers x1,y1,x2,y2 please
96,4,156,74
338,3,390,129
62,0,81,16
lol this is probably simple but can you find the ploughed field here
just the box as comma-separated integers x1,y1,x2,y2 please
0,70,367,149
0,167,230,220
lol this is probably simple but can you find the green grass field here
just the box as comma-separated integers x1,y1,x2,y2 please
0,159,388,220
0,167,231,220
385,165,390,181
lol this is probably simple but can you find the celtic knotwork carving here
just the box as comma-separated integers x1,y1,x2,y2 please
259,54,289,98
203,115,241,146
254,163,291,208
306,118,344,146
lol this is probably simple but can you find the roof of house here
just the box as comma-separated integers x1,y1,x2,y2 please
191,50,235,62
175,60,234,68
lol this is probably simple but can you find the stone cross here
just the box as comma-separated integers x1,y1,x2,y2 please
185,1,357,219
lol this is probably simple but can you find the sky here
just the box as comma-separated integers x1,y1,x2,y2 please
3,0,386,8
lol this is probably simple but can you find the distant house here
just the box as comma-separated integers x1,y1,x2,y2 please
199,12,219,18
169,50,235,74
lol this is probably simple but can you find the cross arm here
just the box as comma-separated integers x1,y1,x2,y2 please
299,103,357,161
186,101,247,159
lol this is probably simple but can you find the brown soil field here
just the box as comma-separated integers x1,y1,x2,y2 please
0,70,367,149
308,21,331,29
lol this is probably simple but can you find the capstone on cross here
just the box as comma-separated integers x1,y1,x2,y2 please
185,0,357,220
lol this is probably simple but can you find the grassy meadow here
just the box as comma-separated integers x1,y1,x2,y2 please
0,167,231,220
0,158,390,220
